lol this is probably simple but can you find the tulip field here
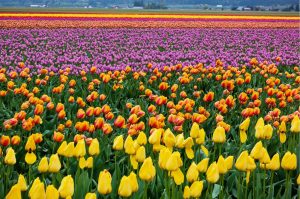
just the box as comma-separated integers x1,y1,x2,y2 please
0,10,300,199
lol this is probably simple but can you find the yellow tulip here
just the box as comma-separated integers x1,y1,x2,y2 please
171,169,184,185
263,124,273,139
184,137,194,159
197,158,209,173
30,181,46,199
137,131,147,145
190,122,200,138
135,146,146,163
239,131,247,143
130,155,138,170
266,153,280,171
235,151,248,172
183,186,190,199
113,135,124,150
25,152,37,165
297,174,300,185
201,145,209,157
186,162,199,183
118,176,132,197
58,175,74,198
206,162,219,183
195,128,206,145
4,147,16,165
6,184,21,199
281,151,297,170
225,156,234,170
139,157,156,182
124,135,135,155
217,155,228,174
255,118,265,139
17,174,27,191
63,142,75,158
98,169,112,195
88,138,100,156
38,157,49,173
46,185,59,199
239,117,251,132
247,156,256,171
158,147,172,170
79,157,87,169
128,172,139,193
278,121,286,133
148,128,162,145
74,139,86,158
25,136,36,151
175,133,185,149
190,181,204,198
86,157,93,168
291,115,300,133
29,178,41,198
163,128,176,149
212,126,226,143
57,141,67,156
250,141,263,160
48,154,61,173
85,193,97,199
259,147,270,164
133,140,140,152
166,152,181,171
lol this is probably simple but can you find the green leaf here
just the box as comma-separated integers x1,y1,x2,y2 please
212,184,221,198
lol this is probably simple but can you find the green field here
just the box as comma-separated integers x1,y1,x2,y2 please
0,7,299,16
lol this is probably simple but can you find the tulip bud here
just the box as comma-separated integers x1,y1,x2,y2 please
137,131,147,145
113,135,124,151
6,184,21,199
135,146,146,163
197,158,209,173
190,181,204,198
58,175,74,198
63,142,75,158
89,138,100,156
4,147,16,165
118,176,132,197
85,193,97,199
217,155,228,174
25,152,37,165
48,154,61,173
139,157,156,182
98,170,112,195
46,185,59,199
128,172,139,193
186,162,199,183
291,115,300,133
183,186,190,199
17,174,27,191
124,136,135,155
74,139,86,158
212,126,226,143
281,151,297,170
171,169,184,185
206,162,219,183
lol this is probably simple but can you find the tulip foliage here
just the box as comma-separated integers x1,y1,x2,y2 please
0,29,300,198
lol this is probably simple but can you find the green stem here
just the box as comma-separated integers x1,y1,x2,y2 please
253,170,255,199
220,175,224,199
263,167,266,197
285,171,290,198
205,183,211,198
143,182,148,199
270,171,274,199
